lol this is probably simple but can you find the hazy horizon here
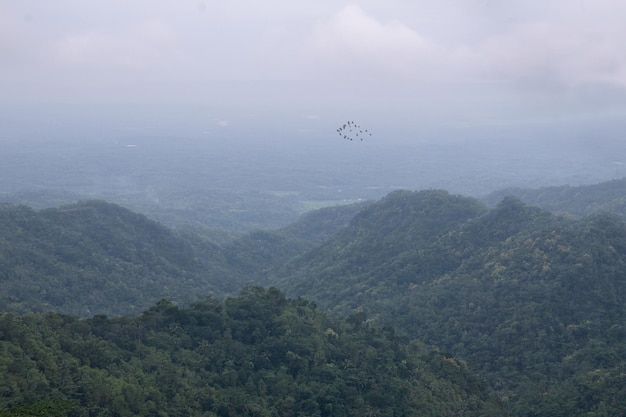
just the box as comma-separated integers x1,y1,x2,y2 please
2,1,626,214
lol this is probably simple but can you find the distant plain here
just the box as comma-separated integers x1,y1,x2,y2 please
2,110,626,230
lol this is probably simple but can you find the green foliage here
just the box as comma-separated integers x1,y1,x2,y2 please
0,201,237,316
222,201,369,286
3,186,626,416
482,177,626,219
272,190,487,311
267,190,626,417
0,199,362,317
0,399,76,417
0,288,504,416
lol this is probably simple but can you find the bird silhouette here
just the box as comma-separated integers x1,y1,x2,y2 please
336,120,372,142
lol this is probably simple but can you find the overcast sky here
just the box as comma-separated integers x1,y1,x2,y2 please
2,0,626,140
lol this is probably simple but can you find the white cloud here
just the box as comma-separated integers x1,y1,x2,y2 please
306,4,440,79
0,8,41,68
299,2,626,88
3,0,626,106
470,20,626,87
53,20,189,75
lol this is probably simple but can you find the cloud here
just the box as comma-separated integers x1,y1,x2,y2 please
306,4,440,79
302,2,626,88
53,20,189,75
0,8,41,68
470,19,626,87
3,0,626,105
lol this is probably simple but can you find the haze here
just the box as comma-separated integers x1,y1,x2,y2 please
2,0,626,219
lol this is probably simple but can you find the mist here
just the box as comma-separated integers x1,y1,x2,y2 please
2,1,626,228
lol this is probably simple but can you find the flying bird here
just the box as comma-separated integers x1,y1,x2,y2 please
336,120,371,142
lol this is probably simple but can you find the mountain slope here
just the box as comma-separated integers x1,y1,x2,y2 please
223,201,369,283
271,190,487,311
0,288,506,416
266,191,626,416
0,200,234,316
482,177,626,218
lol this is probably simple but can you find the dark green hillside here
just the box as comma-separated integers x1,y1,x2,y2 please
272,190,487,311
0,198,366,318
267,192,626,416
0,201,234,317
482,177,626,218
278,201,371,246
0,288,506,416
223,202,369,283
399,204,626,415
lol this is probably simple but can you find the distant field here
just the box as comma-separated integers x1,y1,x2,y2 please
3,121,626,230
300,199,364,211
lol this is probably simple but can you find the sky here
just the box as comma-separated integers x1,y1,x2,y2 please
2,0,626,142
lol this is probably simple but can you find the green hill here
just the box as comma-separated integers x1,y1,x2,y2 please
0,199,365,318
0,200,235,317
270,190,487,310
482,177,626,218
0,288,505,416
266,190,626,416
222,201,369,283
2,187,626,416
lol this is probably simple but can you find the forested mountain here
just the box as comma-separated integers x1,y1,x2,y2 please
268,190,488,306
0,199,364,317
482,176,626,218
223,202,369,282
0,287,506,416
2,186,626,416
0,200,235,316
266,190,626,416
0,188,305,232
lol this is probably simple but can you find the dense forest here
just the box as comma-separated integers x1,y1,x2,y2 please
2,182,626,415
0,200,239,316
0,200,365,316
0,287,505,416
267,190,626,416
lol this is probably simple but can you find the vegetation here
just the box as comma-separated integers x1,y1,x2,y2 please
482,177,626,219
0,199,363,317
269,191,626,416
223,202,369,282
0,288,505,416
0,200,236,316
2,184,626,415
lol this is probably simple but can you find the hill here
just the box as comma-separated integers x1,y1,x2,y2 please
270,190,487,308
0,200,235,316
0,188,305,232
2,188,626,416
482,177,626,218
0,199,365,317
0,288,506,416
222,201,370,283
266,190,626,416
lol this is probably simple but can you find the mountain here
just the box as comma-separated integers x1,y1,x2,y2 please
0,188,306,232
270,190,487,310
0,199,365,317
222,201,370,283
2,187,626,416
0,200,235,316
482,177,626,218
266,190,626,416
0,288,506,416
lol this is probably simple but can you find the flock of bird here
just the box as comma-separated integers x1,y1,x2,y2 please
336,121,371,141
